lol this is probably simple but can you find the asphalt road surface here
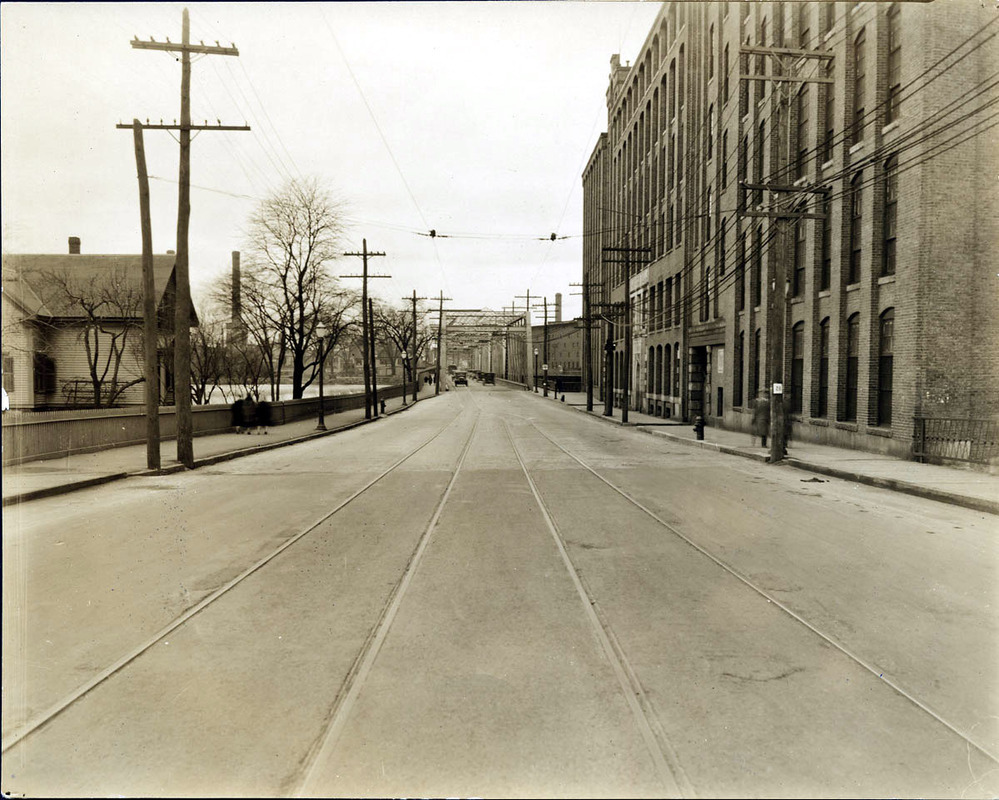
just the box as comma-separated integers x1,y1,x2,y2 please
3,383,997,797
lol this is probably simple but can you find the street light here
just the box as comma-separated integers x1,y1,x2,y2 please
315,323,329,431
533,347,539,392
401,350,409,406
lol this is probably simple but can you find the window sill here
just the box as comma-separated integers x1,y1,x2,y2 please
845,283,860,293
821,159,834,171
818,289,831,298
849,141,865,155
835,421,859,431
809,418,830,427
868,426,893,438
882,120,900,135
877,274,896,285
793,177,809,187
790,296,805,305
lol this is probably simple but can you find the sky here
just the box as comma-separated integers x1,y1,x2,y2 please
2,1,664,322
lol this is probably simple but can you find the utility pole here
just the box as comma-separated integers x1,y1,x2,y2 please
368,297,379,416
740,40,832,463
126,10,247,469
342,239,387,419
406,290,427,403
515,291,533,391
434,291,451,396
130,121,159,470
571,277,594,411
603,235,651,425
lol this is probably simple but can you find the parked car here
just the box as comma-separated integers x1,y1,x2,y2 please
453,371,468,386
482,372,495,385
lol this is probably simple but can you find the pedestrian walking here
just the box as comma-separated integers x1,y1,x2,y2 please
751,392,770,448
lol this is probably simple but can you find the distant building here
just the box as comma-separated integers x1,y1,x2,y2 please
2,236,197,409
583,1,999,458
532,319,584,393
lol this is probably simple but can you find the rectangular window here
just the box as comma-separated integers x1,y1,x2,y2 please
820,193,832,290
737,231,747,311
708,24,715,79
2,354,13,393
734,332,744,407
799,3,811,48
886,6,901,123
739,134,749,210
665,278,673,328
750,330,761,401
723,44,730,102
823,60,835,162
752,225,763,307
707,105,714,161
853,29,866,144
793,216,806,296
796,84,809,179
739,41,750,117
882,157,897,276
755,121,765,206
722,130,729,190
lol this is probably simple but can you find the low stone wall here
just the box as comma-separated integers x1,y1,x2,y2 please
1,385,406,466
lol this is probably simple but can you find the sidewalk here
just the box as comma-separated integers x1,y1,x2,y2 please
2,387,435,507
533,389,999,516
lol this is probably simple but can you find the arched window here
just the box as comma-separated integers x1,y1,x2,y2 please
791,322,805,414
656,345,663,394
878,309,894,425
648,346,656,394
882,155,897,276
664,344,672,395
734,331,745,407
844,313,860,421
818,318,830,417
886,5,901,123
849,172,863,284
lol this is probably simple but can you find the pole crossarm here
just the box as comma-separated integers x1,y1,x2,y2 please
739,45,834,60
116,123,250,131
738,73,833,84
131,37,239,56
743,210,827,220
740,182,829,194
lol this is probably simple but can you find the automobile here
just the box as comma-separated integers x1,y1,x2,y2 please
453,371,468,386
482,372,495,385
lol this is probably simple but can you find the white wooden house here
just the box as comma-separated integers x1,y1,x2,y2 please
2,237,197,410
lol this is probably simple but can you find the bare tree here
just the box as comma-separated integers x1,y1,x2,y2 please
242,177,347,399
33,267,145,407
189,311,227,405
371,300,436,387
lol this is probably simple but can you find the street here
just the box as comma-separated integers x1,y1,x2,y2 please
3,383,997,798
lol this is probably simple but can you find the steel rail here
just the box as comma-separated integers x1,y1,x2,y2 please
293,405,482,796
523,414,999,769
1,402,470,754
503,417,695,798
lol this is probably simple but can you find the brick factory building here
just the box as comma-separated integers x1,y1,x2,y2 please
582,0,999,459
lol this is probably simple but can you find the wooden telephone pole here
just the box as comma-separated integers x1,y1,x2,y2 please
342,239,388,419
514,290,534,391
603,235,651,424
405,291,428,403
571,277,594,411
123,9,247,468
434,291,452,396
740,41,831,463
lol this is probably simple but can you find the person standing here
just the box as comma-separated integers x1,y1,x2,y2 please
751,392,771,448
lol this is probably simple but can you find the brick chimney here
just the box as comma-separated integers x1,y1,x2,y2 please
555,292,562,323
68,236,81,254
231,251,241,320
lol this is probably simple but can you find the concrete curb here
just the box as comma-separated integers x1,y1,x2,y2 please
3,397,430,506
555,396,997,516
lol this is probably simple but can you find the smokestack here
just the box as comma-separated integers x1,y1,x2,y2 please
555,293,562,323
68,236,81,254
231,251,241,321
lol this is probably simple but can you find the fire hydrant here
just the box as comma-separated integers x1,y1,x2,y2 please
380,399,386,414
693,415,705,440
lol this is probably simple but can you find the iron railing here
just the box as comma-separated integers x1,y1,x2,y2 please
913,417,999,465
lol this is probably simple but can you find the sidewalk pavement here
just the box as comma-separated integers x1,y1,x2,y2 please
531,388,999,517
2,386,437,507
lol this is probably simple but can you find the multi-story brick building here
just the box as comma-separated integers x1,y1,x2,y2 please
582,0,999,458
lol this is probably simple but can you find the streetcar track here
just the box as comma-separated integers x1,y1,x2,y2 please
503,417,695,799
293,406,482,797
1,400,471,754
521,413,999,768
